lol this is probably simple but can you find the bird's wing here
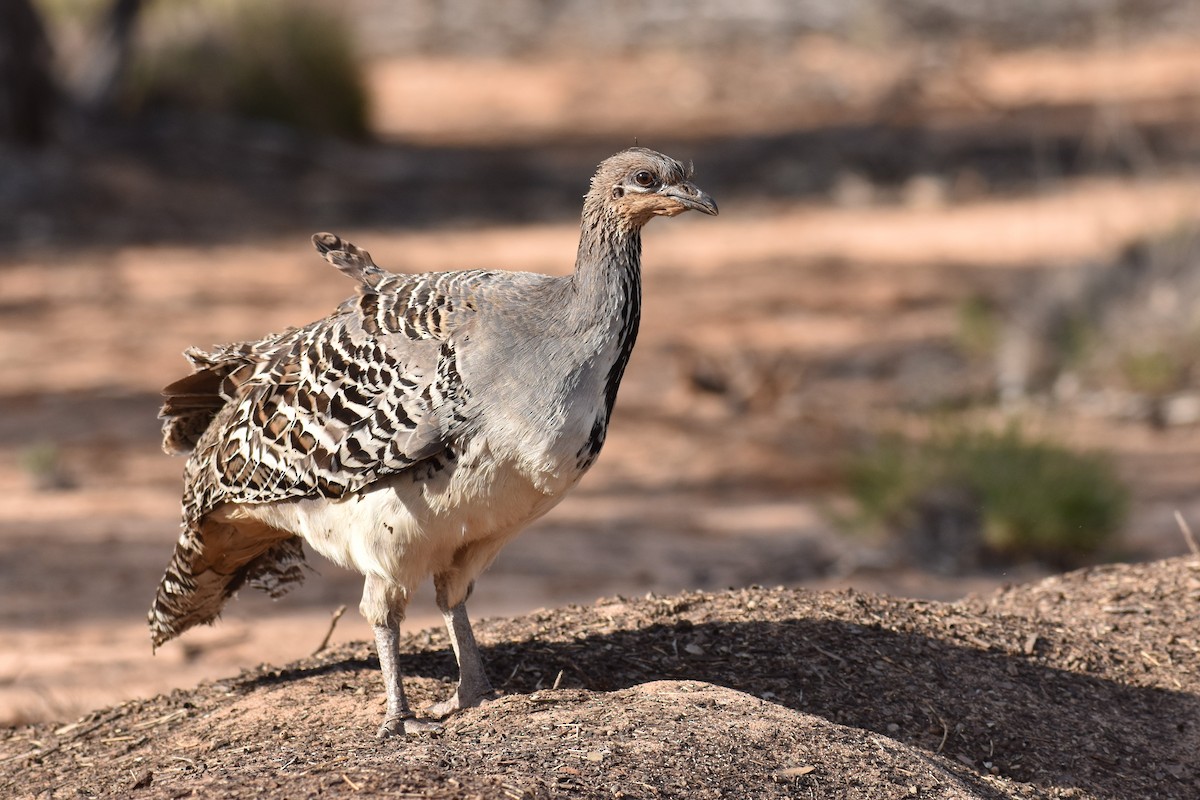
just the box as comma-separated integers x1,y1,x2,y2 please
180,313,446,511
150,235,496,646
167,236,495,514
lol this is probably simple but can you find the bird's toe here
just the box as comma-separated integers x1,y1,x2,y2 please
425,689,496,719
377,716,404,739
377,714,442,739
424,698,455,718
403,717,443,735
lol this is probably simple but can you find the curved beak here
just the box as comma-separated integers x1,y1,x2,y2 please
660,181,719,216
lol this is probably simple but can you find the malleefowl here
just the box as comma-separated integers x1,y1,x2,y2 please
149,148,718,736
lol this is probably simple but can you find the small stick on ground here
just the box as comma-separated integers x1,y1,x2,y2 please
1174,510,1199,558
924,704,950,754
313,604,348,655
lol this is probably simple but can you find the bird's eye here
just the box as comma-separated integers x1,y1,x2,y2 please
633,170,656,187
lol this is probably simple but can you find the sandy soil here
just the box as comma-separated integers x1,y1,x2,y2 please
366,36,1200,144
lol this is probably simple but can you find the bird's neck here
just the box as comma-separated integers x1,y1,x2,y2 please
570,197,643,329
567,198,644,424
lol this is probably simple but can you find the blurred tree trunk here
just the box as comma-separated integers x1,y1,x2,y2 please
0,0,56,146
77,0,145,114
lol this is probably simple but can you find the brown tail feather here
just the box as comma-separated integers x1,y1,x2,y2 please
159,352,256,455
312,232,387,287
148,519,308,649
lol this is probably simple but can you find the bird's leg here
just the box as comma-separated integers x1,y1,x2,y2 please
428,579,495,718
364,578,439,738
373,618,415,737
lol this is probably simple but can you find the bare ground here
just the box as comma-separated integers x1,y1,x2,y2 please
2,557,1198,799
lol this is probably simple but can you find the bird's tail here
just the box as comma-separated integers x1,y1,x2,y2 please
159,344,260,457
148,519,309,650
312,232,387,288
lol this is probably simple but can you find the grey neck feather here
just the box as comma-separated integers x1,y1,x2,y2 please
571,194,642,322
569,192,644,425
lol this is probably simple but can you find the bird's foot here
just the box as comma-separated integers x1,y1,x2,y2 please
425,688,496,719
377,713,443,739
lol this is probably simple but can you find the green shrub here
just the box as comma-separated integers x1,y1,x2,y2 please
21,442,73,491
845,424,1128,566
955,294,1000,360
125,0,370,139
1118,348,1190,396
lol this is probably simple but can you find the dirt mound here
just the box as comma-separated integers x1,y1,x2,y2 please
3,557,1198,799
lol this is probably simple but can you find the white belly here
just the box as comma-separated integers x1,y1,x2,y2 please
230,437,579,597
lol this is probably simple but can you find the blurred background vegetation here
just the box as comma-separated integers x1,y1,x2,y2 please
4,0,1200,723
5,0,1200,576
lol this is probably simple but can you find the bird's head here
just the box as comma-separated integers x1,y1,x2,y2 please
588,147,718,229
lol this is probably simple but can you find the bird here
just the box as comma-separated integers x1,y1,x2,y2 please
148,147,718,737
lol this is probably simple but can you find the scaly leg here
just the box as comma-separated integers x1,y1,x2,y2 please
374,619,411,736
364,577,439,738
428,580,495,717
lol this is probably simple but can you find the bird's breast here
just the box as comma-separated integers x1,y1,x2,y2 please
486,358,616,496
234,437,569,588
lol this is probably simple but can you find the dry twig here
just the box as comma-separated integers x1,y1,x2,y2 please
313,604,348,655
1174,510,1199,558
